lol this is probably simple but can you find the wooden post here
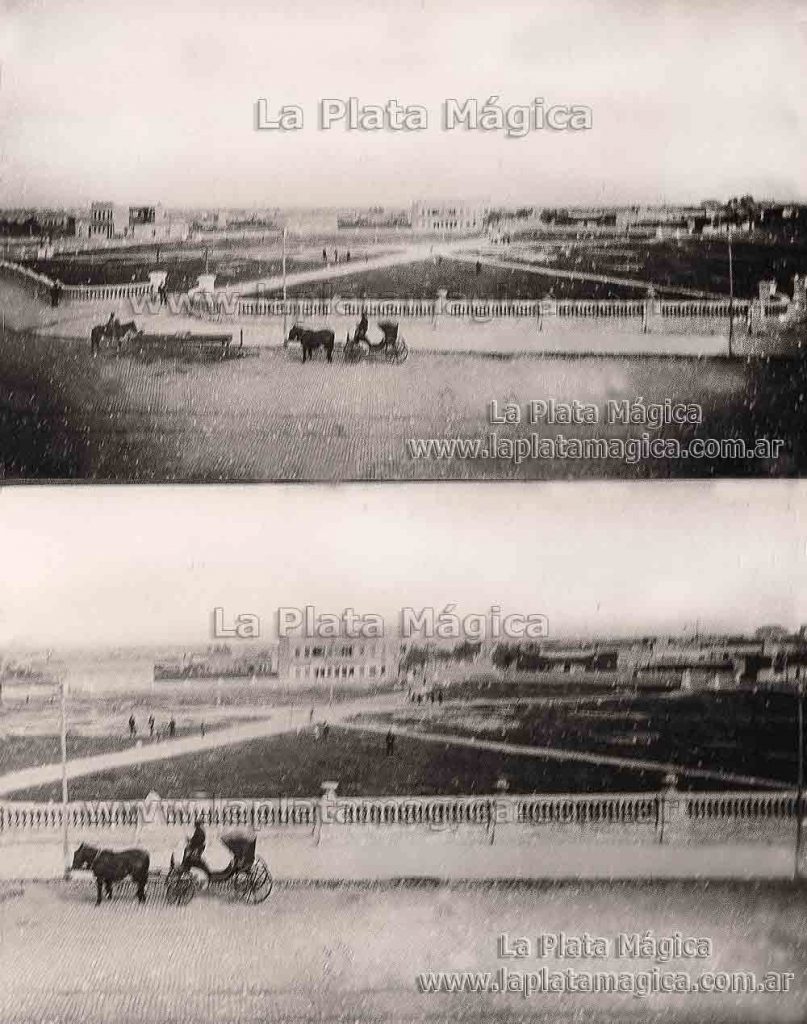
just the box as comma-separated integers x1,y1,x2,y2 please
60,677,69,876
282,227,288,347
796,664,803,881
727,227,734,358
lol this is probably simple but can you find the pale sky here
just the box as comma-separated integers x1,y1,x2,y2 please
1,0,805,208
0,482,805,649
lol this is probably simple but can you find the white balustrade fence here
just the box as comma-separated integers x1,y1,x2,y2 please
1,790,801,839
0,259,783,321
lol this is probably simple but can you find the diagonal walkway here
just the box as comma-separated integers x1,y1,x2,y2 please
336,720,789,791
451,249,726,299
0,695,400,797
223,236,482,295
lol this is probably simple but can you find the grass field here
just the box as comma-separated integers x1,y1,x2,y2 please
0,735,132,777
368,689,801,786
25,236,403,289
29,235,807,302
6,684,801,799
508,237,807,299
280,258,649,301
15,725,668,802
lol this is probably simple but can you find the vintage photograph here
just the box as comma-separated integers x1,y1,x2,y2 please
0,481,806,1021
1,0,806,481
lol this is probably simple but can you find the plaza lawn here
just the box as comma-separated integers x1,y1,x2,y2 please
15,726,663,802
0,735,133,776
511,236,807,300
370,689,802,787
281,259,647,301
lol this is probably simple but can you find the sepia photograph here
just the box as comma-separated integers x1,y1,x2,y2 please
0,481,806,1021
0,0,806,481
3,1,807,1022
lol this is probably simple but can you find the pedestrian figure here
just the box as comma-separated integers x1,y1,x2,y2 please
322,248,327,263
148,714,155,738
322,721,330,740
346,250,351,263
128,714,136,739
438,689,443,705
475,260,481,275
200,721,206,738
385,730,395,756
169,716,176,738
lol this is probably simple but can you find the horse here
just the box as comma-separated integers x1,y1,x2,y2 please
287,323,335,363
89,320,142,357
90,324,106,356
72,843,150,905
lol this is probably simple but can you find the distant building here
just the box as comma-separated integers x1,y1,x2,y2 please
410,200,490,234
154,645,277,682
754,625,790,641
127,204,189,242
86,202,188,242
88,202,129,239
278,637,400,686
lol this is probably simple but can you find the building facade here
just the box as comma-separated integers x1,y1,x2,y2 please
410,200,490,234
153,645,277,682
86,202,188,242
278,637,401,686
88,202,129,239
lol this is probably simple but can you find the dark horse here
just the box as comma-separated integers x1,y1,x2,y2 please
72,843,149,905
90,319,141,356
287,323,334,363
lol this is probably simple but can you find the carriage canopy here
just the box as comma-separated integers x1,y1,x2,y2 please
377,320,399,342
220,830,257,868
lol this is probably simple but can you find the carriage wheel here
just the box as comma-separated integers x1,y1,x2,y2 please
345,341,366,364
234,857,273,903
386,338,408,364
165,871,195,906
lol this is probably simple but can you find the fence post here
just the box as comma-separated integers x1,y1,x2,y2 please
434,289,447,333
658,772,685,845
317,780,338,846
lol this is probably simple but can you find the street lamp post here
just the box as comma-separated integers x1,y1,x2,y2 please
60,677,70,876
282,227,288,346
727,226,734,359
796,667,803,881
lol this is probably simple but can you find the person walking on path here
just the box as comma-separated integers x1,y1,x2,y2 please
385,729,395,756
128,714,136,739
148,714,155,738
168,716,176,738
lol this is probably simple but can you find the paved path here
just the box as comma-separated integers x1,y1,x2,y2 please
338,720,789,791
1,879,804,1022
0,695,399,797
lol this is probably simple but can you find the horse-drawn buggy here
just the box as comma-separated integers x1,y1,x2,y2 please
164,827,273,905
286,317,409,364
344,318,408,364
